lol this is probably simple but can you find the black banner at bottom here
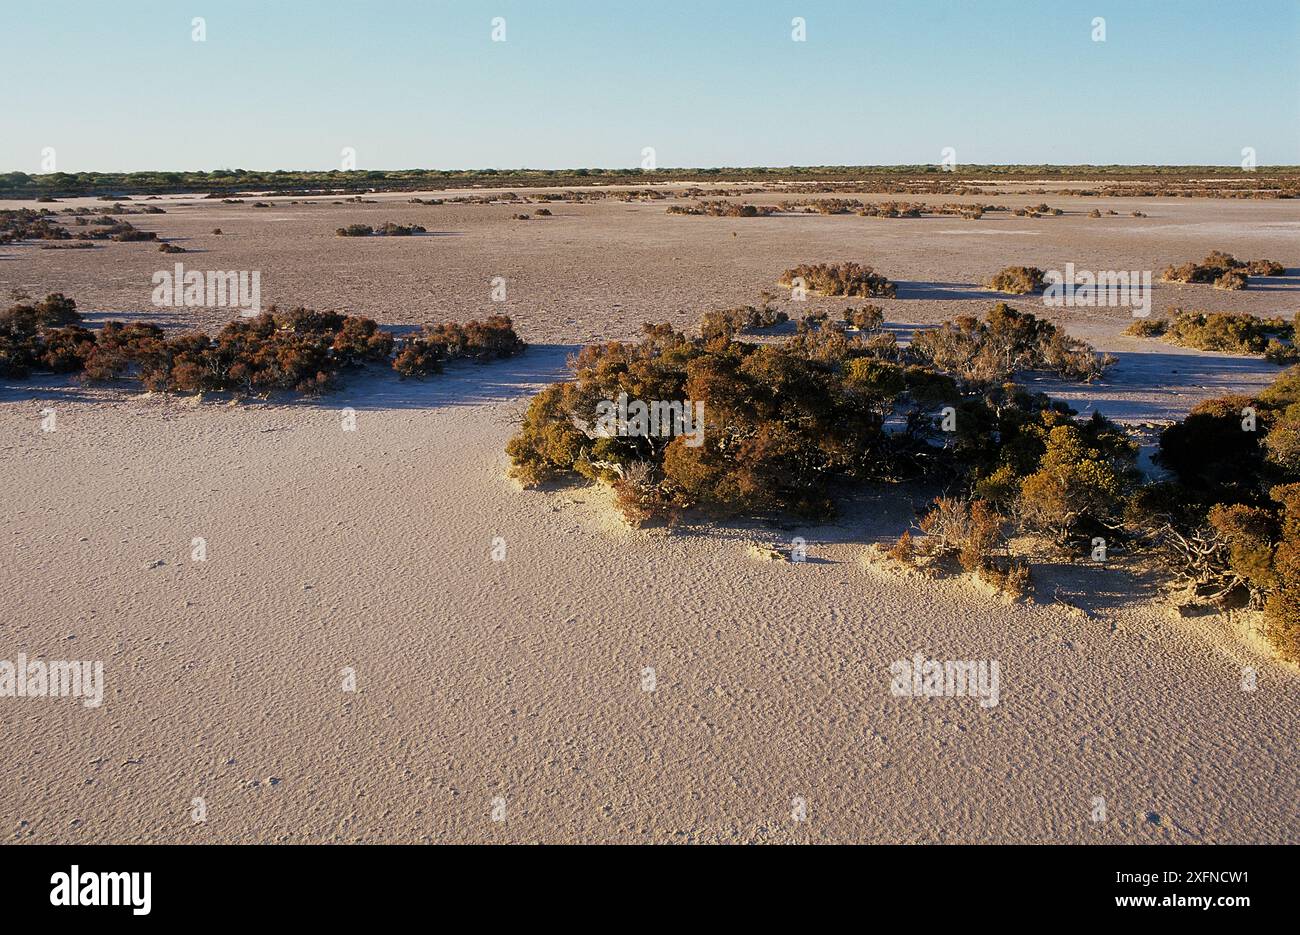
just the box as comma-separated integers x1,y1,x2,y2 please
0,844,1280,921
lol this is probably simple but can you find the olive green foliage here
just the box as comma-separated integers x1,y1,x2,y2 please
1122,318,1167,337
909,303,1113,383
1150,366,1300,660
505,319,960,515
1160,309,1296,361
506,309,1122,526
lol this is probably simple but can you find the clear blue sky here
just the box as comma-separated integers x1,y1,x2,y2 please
2,0,1297,172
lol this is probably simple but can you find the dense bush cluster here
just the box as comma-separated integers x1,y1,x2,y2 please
6,166,1299,201
698,304,789,341
1161,251,1286,290
392,316,527,377
1126,310,1298,363
336,222,427,237
666,201,777,217
910,303,1113,382
987,266,1046,294
0,295,524,395
1122,318,1167,337
1011,203,1063,217
507,321,922,518
1138,366,1300,660
1167,310,1293,358
771,200,1003,220
778,262,897,298
507,304,1113,521
1,207,159,244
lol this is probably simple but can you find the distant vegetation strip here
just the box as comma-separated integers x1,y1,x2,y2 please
3,165,1300,199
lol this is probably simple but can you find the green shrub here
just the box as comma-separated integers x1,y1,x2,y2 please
1123,318,1166,337
506,310,1115,521
1163,310,1290,356
910,303,1112,383
1018,423,1136,543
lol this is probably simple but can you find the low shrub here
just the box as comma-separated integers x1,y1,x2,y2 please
375,222,426,236
1123,318,1167,337
778,262,896,298
393,315,525,378
1017,423,1136,543
987,266,1045,294
1215,269,1248,291
910,303,1113,383
332,315,396,366
110,226,157,242
699,305,789,341
887,530,915,565
1,295,524,396
1145,366,1300,660
393,337,446,377
667,201,777,218
1162,310,1291,356
506,310,1118,522
1160,251,1287,290
1244,258,1285,276
0,293,80,330
843,305,884,332
904,496,1029,595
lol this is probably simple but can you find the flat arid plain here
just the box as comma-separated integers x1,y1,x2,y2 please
2,182,1297,843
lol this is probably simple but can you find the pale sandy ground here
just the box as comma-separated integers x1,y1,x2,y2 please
1,190,1297,843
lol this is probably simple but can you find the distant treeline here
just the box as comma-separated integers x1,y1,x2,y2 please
3,165,1300,199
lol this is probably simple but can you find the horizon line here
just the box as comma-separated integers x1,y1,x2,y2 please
7,163,1300,177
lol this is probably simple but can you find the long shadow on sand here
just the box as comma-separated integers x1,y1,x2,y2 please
1026,348,1279,422
0,343,579,412
1244,272,1300,293
894,280,1005,301
302,342,578,411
